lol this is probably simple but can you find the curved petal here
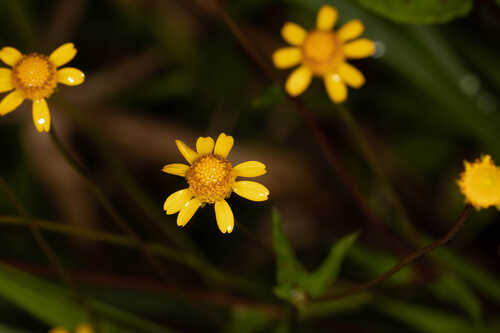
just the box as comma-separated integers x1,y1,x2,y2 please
343,39,375,59
214,133,234,158
0,90,24,116
316,5,338,31
232,181,269,202
215,200,234,234
162,163,189,177
57,67,85,86
76,324,94,333
32,99,51,132
0,47,23,66
0,68,13,93
324,73,347,103
272,47,302,69
49,43,77,67
234,161,267,177
338,62,365,88
175,140,199,164
196,136,215,155
281,22,307,46
285,66,312,97
164,189,193,215
337,19,364,42
177,198,201,227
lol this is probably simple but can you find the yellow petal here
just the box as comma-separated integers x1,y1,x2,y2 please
196,136,215,155
57,67,85,86
49,43,77,67
337,20,364,42
0,68,13,93
214,200,234,234
272,47,302,69
0,90,24,116
177,198,201,227
164,188,193,215
162,163,189,177
175,140,199,164
281,22,307,46
32,99,51,132
232,181,269,202
234,161,267,177
76,324,94,333
285,66,312,97
0,47,23,66
49,329,69,333
343,39,375,59
316,5,338,31
324,73,347,103
214,133,234,158
338,62,365,88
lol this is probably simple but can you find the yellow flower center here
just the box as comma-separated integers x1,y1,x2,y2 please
459,157,500,209
186,154,236,204
12,53,58,100
302,30,344,75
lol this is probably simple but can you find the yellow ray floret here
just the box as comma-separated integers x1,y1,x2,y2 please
457,155,500,210
272,5,374,104
162,133,269,234
0,43,85,132
49,323,93,333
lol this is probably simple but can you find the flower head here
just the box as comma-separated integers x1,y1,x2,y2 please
163,133,269,234
458,155,500,210
272,5,374,103
49,324,93,333
0,43,85,132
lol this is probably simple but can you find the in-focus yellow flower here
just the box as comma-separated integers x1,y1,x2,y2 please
458,155,500,210
49,323,93,333
163,133,269,234
0,43,85,132
272,5,374,103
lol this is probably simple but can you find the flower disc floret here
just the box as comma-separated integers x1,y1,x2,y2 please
12,53,58,100
302,31,343,75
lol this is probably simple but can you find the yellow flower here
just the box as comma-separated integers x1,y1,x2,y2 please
272,5,374,103
49,324,93,333
0,43,85,132
163,133,269,234
458,155,500,210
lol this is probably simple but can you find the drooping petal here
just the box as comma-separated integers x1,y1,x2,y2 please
162,163,189,177
285,66,312,97
343,39,375,59
281,22,307,46
337,19,364,42
49,43,77,67
177,198,201,227
0,47,23,66
175,140,199,164
232,181,270,202
272,47,302,69
316,5,338,31
57,67,85,86
214,133,234,158
164,189,193,215
32,99,51,132
0,68,13,93
215,200,234,234
0,90,24,116
76,324,94,333
324,73,347,103
338,62,365,88
234,161,267,177
196,136,215,155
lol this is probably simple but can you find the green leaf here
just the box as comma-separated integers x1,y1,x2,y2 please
223,307,272,333
428,274,482,323
252,84,286,110
0,264,174,333
352,0,473,24
301,232,359,298
299,293,372,320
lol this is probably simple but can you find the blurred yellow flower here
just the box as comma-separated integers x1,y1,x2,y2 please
272,5,374,103
458,155,500,210
163,133,269,234
0,43,85,132
49,323,93,333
